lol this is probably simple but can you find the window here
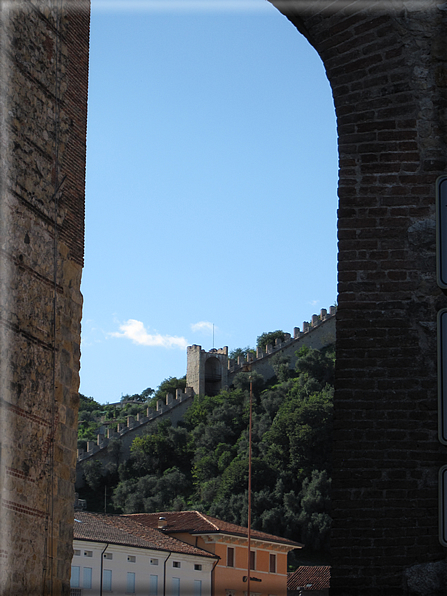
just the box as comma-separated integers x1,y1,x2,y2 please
84,550,93,558
126,572,136,594
173,561,181,568
269,554,276,573
150,558,159,566
104,553,113,560
83,567,92,589
250,550,255,571
103,569,112,592
172,577,180,596
194,564,202,571
194,580,202,596
70,566,80,588
227,547,234,567
74,549,81,557
149,574,158,596
128,555,136,563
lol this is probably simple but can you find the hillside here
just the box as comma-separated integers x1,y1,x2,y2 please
77,345,334,565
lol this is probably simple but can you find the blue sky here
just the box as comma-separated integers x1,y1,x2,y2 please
79,0,338,404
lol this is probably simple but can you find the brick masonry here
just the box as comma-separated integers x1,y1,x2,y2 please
269,1,447,593
2,1,447,594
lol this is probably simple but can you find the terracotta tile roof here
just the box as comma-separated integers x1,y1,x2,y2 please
287,566,331,591
73,511,217,559
122,510,303,549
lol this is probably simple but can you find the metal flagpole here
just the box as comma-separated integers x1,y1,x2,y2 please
247,373,253,596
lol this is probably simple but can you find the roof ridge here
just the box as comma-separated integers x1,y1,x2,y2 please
290,566,331,574
74,511,218,559
195,510,220,531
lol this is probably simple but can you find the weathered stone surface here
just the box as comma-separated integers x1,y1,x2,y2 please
403,560,447,596
2,1,447,594
0,2,89,594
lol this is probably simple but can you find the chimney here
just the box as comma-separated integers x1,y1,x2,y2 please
158,516,167,529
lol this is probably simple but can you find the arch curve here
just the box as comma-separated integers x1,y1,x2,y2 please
269,1,447,591
2,2,447,593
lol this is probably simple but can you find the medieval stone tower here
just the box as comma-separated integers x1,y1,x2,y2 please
186,345,229,397
2,1,447,594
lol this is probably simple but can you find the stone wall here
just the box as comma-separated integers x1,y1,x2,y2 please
269,1,447,593
3,1,447,594
186,344,229,396
75,388,194,489
77,311,336,488
227,307,336,383
0,2,89,594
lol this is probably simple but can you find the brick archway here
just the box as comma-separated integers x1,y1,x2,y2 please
268,2,447,592
1,2,446,594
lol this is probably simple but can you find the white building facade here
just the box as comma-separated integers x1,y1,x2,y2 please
71,512,217,596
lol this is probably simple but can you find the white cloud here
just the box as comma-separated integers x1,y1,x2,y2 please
110,319,188,349
191,321,215,334
309,300,319,306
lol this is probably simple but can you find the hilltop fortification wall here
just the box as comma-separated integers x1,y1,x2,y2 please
77,308,335,486
4,1,447,593
75,387,193,489
228,307,336,383
186,345,229,396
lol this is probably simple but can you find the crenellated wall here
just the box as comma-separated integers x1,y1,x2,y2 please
186,344,229,396
227,306,336,383
76,308,336,485
3,1,447,593
75,387,194,488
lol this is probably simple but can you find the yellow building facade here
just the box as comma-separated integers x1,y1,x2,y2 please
125,511,302,596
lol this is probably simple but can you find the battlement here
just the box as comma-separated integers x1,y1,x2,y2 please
77,307,335,475
187,345,228,356
76,387,194,462
228,306,336,374
186,345,229,396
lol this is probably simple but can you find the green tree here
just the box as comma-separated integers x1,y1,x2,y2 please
262,387,333,488
78,410,94,423
271,353,291,383
113,467,190,513
154,376,187,402
107,438,122,467
183,389,246,430
232,371,264,396
77,420,98,442
130,420,191,477
229,346,256,361
256,330,285,350
131,420,173,475
120,393,143,403
99,344,335,562
297,470,331,554
259,383,289,420
295,346,335,386
141,387,155,400
78,393,102,413
83,459,103,491
217,457,275,501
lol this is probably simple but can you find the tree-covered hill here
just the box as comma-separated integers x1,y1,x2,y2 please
77,346,334,564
